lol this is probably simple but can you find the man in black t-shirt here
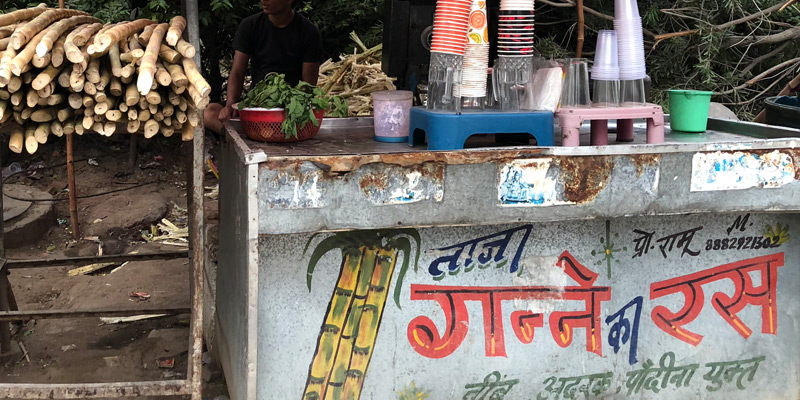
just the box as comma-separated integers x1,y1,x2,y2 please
204,0,324,133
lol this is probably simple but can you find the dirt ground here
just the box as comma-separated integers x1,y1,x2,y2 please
0,133,227,399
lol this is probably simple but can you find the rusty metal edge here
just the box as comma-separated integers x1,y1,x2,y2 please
3,251,189,269
223,122,268,165
0,307,191,322
0,380,189,399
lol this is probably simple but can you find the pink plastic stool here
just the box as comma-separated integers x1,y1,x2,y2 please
556,104,665,146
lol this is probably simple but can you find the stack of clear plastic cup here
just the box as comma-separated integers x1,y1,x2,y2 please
614,0,646,105
461,0,491,101
561,58,591,107
591,30,619,107
428,0,472,110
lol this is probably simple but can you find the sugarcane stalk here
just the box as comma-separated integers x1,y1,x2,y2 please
146,90,161,105
155,61,171,86
50,120,63,137
103,121,116,136
63,120,75,135
65,22,101,64
158,45,181,64
34,122,49,143
93,19,155,53
119,48,144,63
165,16,186,47
57,69,70,88
57,106,73,122
31,107,56,122
127,119,140,133
181,57,210,97
7,76,21,93
35,81,54,98
24,124,37,154
31,52,49,68
0,38,9,51
143,118,159,138
9,92,23,107
0,46,18,86
25,88,38,108
165,62,188,87
9,125,24,154
50,33,67,67
0,5,48,29
161,124,174,137
35,15,99,58
11,9,89,51
109,76,122,96
137,23,168,95
83,81,96,95
181,121,193,141
32,65,62,90
45,93,64,106
138,108,151,122
0,89,8,100
174,38,195,59
86,58,100,83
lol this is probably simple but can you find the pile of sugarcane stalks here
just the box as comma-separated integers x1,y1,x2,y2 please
0,4,210,154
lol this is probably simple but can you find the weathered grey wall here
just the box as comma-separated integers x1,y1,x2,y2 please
256,213,798,399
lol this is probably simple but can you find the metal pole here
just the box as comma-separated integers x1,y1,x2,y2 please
0,141,9,354
183,0,205,397
66,133,80,239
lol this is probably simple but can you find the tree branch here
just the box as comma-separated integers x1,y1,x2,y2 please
653,0,794,44
714,57,800,95
723,26,800,48
538,0,656,37
739,41,790,77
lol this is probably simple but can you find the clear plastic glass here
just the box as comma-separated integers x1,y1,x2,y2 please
492,56,534,111
592,80,619,107
620,79,646,106
561,58,591,107
428,52,464,111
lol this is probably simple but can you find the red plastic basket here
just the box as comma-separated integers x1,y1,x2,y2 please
238,107,324,142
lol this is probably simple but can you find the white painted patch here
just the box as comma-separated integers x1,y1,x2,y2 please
498,159,572,207
691,150,795,192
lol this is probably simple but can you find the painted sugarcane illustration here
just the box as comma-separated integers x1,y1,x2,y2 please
303,229,421,400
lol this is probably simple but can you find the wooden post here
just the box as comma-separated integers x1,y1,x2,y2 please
66,133,80,239
0,145,8,354
576,0,585,58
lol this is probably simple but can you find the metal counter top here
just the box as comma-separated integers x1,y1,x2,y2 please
220,117,800,235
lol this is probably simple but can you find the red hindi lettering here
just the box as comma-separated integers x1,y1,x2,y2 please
650,253,784,346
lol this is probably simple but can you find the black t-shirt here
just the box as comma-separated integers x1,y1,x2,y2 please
233,11,324,87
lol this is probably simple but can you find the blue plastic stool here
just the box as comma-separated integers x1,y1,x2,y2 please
408,107,554,150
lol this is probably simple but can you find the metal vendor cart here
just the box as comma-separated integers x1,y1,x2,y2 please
217,118,799,400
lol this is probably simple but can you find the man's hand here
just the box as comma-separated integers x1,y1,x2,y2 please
218,104,238,121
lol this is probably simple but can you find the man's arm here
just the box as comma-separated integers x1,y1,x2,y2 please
217,50,250,121
302,62,320,86
226,50,250,107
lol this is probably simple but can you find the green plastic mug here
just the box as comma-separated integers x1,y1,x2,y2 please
668,89,713,132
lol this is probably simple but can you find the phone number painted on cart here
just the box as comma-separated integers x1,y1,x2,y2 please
705,236,781,251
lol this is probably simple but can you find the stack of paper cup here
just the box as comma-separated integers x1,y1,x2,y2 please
461,0,490,97
431,0,472,55
497,0,535,57
614,0,646,80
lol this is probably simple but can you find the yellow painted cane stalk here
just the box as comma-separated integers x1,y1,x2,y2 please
341,248,399,400
304,248,365,399
323,248,377,400
303,230,420,400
